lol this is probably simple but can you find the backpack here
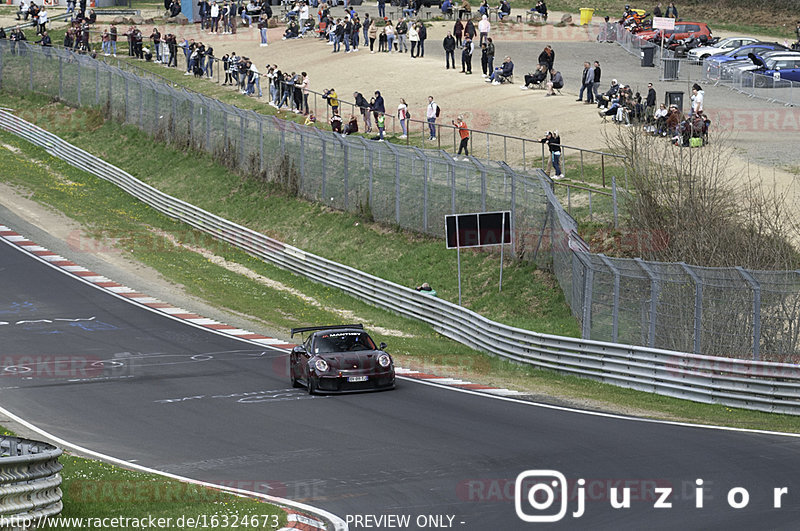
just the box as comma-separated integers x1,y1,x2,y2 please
406,110,411,119
435,105,441,117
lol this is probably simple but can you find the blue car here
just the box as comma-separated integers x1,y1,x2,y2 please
704,43,788,79
746,53,800,87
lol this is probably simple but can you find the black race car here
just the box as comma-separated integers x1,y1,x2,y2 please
289,324,395,394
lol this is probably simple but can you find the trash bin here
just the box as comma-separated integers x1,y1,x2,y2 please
641,45,656,67
662,57,680,80
579,8,594,25
665,91,684,111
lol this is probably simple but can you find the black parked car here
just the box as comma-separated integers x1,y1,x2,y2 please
290,324,395,394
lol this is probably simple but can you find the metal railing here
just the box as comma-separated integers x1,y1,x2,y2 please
0,436,63,527
4,110,800,415
3,41,799,362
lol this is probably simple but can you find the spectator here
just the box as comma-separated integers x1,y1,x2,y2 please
538,44,555,71
665,2,677,18
464,18,476,42
487,55,513,84
343,114,359,135
651,102,668,134
35,30,51,47
653,2,663,18
396,17,409,53
441,0,453,18
323,87,339,115
497,0,511,20
416,282,437,296
417,21,427,57
374,112,386,141
520,64,547,89
461,35,474,74
545,68,563,96
210,0,220,33
371,90,385,129
362,12,371,43
301,72,310,114
354,91,372,132
330,109,342,133
378,0,385,18
38,7,48,34
398,98,409,138
304,112,316,126
454,18,463,46
409,23,419,57
443,30,456,69
532,0,547,21
478,0,489,16
150,27,162,63
458,0,471,20
645,82,657,121
452,115,470,159
540,130,563,179
368,16,377,53
592,61,601,102
258,14,269,46
690,83,704,115
426,95,438,140
101,28,110,55
576,61,594,103
480,42,490,77
478,14,490,45
16,0,30,21
597,78,619,108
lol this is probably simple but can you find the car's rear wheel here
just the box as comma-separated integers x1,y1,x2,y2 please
290,366,302,388
754,75,769,89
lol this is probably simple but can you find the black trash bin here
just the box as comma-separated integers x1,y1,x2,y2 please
665,91,684,111
641,45,656,67
662,57,680,80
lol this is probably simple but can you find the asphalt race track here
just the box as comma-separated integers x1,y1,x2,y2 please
2,231,800,530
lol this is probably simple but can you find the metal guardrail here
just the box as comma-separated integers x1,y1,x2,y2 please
0,435,63,528
3,110,800,415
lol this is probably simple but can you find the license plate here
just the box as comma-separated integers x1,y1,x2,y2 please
347,376,368,382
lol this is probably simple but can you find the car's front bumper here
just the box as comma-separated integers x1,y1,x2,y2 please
315,370,395,393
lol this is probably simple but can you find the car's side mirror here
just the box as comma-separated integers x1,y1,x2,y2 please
292,345,306,355
379,342,387,351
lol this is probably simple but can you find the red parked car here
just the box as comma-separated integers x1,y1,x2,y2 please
637,22,712,44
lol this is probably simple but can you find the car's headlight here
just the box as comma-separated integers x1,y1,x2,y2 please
378,354,391,368
314,359,329,372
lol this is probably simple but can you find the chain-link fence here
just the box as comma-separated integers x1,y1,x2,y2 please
2,41,799,361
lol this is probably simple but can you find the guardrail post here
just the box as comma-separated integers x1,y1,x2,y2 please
124,76,129,123
737,267,761,361
223,111,228,149
95,62,100,105
423,156,429,231
367,139,374,212
321,139,327,200
300,133,306,179
343,141,349,211
599,254,620,343
680,262,703,354
138,80,143,129
258,119,264,173
395,148,401,224
636,258,659,348
154,90,159,134
205,103,212,151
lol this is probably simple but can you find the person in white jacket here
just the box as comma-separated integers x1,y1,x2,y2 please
477,14,490,45
209,1,220,34
408,24,419,57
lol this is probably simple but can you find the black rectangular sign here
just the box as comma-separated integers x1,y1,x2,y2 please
445,211,512,249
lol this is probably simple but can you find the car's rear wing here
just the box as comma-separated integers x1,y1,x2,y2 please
290,324,364,337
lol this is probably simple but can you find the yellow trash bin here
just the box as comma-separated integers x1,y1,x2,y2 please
579,8,594,25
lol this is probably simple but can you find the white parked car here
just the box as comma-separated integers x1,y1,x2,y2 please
687,36,760,61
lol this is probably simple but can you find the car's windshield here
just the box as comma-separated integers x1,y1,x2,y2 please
315,332,377,353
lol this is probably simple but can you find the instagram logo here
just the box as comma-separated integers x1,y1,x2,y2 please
515,470,568,523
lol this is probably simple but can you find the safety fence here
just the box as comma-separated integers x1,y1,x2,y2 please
1,41,798,362
0,436,63,527
4,109,800,415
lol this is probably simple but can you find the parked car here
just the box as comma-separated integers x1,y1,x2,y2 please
289,324,395,394
637,22,712,44
744,53,800,87
705,43,790,79
687,36,760,62
720,50,800,81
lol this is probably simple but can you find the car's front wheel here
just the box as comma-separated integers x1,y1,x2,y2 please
754,75,770,89
307,375,317,395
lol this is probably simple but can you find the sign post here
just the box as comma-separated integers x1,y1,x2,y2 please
446,211,512,305
652,16,675,63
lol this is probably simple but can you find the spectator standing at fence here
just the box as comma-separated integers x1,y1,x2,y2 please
301,72,310,114
354,91,371,132
398,98,409,138
371,91,385,128
375,113,386,141
540,130,563,179
453,115,469,159
665,2,677,18
323,88,339,115
426,95,438,140
461,35,474,74
443,30,456,69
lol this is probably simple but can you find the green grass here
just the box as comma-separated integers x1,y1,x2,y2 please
4,91,800,432
0,428,285,530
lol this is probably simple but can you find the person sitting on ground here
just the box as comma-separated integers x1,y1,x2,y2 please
487,56,513,84
497,0,511,20
304,112,317,126
597,79,620,108
545,68,563,96
415,282,437,296
343,114,359,135
521,64,547,89
330,109,342,133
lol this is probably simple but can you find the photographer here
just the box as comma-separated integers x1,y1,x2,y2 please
323,88,339,115
539,130,563,180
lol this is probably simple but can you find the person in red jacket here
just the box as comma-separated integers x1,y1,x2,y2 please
452,115,470,160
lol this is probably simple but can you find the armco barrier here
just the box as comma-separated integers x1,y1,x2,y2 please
4,111,800,415
0,436,62,527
